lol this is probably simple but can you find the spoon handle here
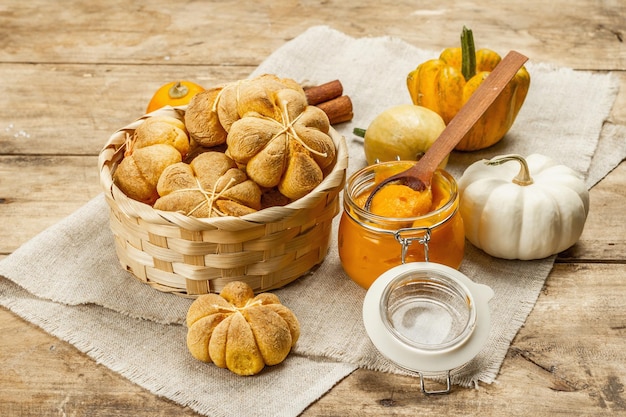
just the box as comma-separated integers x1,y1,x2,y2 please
364,51,529,211
414,50,529,182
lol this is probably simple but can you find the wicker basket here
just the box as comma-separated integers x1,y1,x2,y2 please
98,106,348,297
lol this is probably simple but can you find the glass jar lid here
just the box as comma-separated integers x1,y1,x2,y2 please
363,262,493,374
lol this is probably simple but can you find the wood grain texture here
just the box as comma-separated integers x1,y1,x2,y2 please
2,0,625,69
0,65,252,155
0,309,202,417
0,155,101,254
1,0,625,415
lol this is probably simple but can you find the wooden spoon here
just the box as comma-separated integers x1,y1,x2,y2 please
364,50,529,211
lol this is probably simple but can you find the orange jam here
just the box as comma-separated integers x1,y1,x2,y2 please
338,161,465,289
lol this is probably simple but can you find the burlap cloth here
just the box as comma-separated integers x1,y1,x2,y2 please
1,26,624,417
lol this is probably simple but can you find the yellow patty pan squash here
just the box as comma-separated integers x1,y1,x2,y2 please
407,27,531,151
458,154,589,260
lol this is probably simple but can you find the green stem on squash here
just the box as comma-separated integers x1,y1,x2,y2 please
461,26,477,81
353,127,366,138
485,154,534,186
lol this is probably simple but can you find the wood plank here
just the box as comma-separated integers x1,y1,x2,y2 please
0,306,202,417
3,68,625,157
0,65,252,155
0,155,100,254
558,161,626,262
2,0,625,70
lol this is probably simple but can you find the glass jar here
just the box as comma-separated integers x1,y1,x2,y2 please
362,262,494,394
338,161,465,289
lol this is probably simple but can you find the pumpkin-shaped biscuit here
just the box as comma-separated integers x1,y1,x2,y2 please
184,87,228,148
113,143,182,205
186,281,300,376
217,74,305,132
154,151,262,217
125,115,190,158
225,81,336,200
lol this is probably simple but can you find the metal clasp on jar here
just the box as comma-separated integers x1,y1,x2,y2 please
394,226,432,264
393,204,458,265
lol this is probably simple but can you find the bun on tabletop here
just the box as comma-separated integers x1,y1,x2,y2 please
112,73,338,216
186,281,300,376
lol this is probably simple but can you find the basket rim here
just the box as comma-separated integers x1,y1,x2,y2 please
98,106,348,231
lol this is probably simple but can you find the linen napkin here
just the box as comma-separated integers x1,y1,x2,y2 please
1,25,623,417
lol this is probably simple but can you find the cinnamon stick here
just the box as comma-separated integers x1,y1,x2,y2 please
304,80,353,124
316,95,353,125
304,80,343,105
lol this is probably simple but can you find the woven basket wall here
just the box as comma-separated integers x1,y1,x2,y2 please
98,107,348,297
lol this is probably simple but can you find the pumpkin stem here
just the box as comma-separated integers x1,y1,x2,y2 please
461,26,477,81
353,127,366,138
485,154,534,186
168,82,189,99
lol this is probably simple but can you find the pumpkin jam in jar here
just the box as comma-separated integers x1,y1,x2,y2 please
338,161,465,289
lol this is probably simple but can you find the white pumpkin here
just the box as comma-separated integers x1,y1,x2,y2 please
458,154,590,260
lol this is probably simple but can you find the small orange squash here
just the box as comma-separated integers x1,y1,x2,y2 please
146,80,205,113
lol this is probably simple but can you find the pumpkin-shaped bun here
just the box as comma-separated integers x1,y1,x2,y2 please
184,87,228,148
113,143,182,205
154,151,262,217
126,115,190,158
186,281,300,376
222,74,336,200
